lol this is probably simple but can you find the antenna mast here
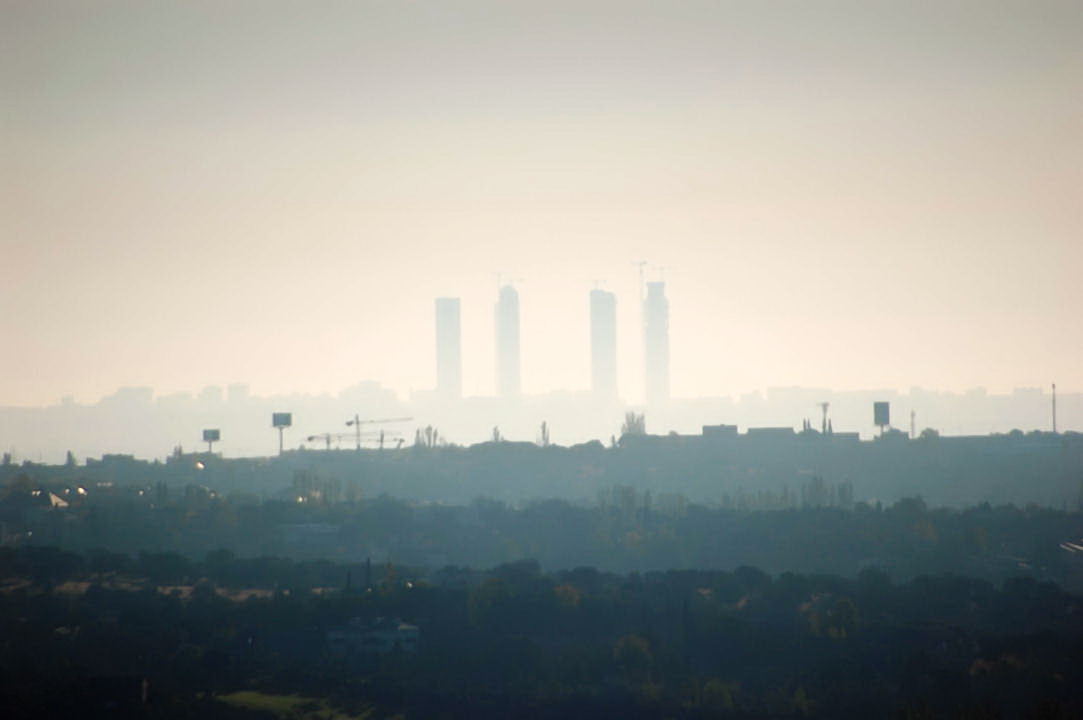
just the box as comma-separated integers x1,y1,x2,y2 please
817,402,830,434
1052,382,1057,433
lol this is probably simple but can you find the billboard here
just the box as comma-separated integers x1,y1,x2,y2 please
873,401,890,427
272,412,292,428
202,428,220,442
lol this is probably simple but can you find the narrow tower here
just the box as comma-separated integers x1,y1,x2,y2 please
434,297,462,399
1053,382,1058,434
590,288,617,399
643,281,670,406
494,285,521,397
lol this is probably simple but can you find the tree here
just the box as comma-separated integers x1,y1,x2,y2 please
415,426,440,448
620,412,646,437
613,634,652,684
701,679,738,712
3,473,33,499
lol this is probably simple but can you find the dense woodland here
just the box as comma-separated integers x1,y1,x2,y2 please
2,546,1083,718
4,451,1083,717
4,476,1083,591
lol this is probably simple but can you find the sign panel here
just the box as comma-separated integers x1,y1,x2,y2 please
202,428,220,442
272,412,293,428
873,401,890,427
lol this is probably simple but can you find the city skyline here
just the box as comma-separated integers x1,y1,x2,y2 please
4,2,1082,407
0,258,1079,408
1,378,1077,465
2,265,1080,408
4,5,1083,716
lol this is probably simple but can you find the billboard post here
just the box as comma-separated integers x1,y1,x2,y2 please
202,428,220,454
272,413,293,455
873,402,890,437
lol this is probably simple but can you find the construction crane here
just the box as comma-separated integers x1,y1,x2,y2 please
372,429,404,450
345,415,412,450
307,430,404,451
306,433,354,451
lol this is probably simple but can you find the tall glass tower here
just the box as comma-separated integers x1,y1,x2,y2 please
434,297,462,398
590,289,617,399
494,285,521,397
643,281,669,406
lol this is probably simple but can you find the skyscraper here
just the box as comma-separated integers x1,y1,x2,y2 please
643,281,669,406
434,297,462,399
590,288,617,399
494,285,521,397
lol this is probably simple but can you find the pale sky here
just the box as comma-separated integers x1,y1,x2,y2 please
3,1,1081,406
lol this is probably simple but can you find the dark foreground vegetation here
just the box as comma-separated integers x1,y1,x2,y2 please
6,475,1083,591
2,546,1083,719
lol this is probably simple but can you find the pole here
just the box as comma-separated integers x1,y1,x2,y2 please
354,414,361,450
278,427,284,455
1052,382,1057,434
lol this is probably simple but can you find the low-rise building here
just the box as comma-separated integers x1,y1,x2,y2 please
327,617,419,655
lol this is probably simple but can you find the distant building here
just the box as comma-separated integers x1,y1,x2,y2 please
434,297,462,399
198,385,223,404
746,427,797,440
831,432,861,443
589,289,617,399
643,281,669,406
226,383,250,404
494,285,521,397
278,523,339,554
702,424,738,438
327,617,419,655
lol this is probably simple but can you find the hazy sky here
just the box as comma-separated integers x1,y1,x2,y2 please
3,1,1081,406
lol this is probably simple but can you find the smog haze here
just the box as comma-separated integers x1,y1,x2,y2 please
4,0,1082,407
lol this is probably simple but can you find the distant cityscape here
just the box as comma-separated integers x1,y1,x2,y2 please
435,280,670,405
0,284,1076,463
